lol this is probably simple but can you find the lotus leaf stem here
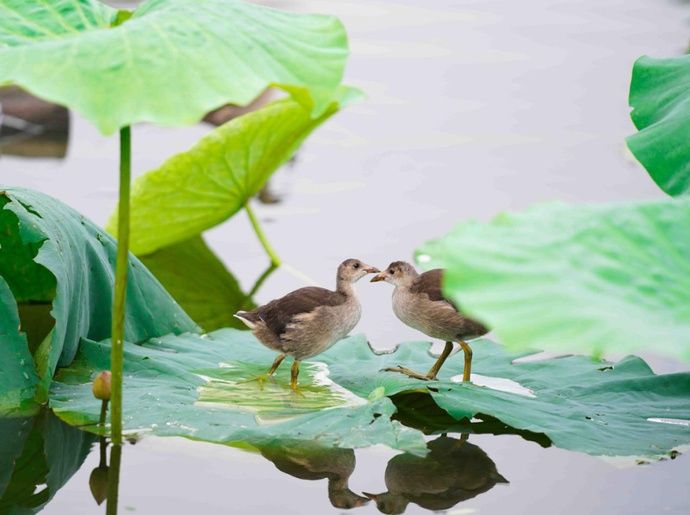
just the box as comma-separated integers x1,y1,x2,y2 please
110,126,131,445
245,201,281,267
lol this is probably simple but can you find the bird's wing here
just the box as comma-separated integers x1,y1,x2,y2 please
410,269,460,311
251,287,346,337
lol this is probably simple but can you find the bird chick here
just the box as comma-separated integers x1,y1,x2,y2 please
235,258,379,390
371,261,487,381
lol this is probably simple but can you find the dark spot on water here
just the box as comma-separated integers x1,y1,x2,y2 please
598,366,613,372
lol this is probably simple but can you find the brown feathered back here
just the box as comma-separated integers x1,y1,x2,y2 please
246,287,347,338
410,269,460,311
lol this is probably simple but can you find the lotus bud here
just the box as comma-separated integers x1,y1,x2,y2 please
89,466,109,505
92,371,112,401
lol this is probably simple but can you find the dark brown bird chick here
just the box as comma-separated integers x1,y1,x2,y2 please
235,259,379,390
371,261,487,381
364,435,508,514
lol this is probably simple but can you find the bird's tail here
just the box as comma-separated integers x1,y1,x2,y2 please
234,310,257,329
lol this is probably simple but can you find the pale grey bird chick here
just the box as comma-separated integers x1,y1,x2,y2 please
371,261,487,381
235,258,379,390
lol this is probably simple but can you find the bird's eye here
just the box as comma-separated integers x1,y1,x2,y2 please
389,269,395,275
353,263,360,269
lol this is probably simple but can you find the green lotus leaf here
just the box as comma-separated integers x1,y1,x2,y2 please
628,54,690,196
0,188,198,410
315,337,690,459
0,412,94,514
49,327,690,459
0,0,349,134
417,198,690,362
140,235,260,332
49,329,427,455
109,88,360,255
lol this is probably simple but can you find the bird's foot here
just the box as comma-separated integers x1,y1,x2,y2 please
289,385,306,398
237,374,274,389
383,366,433,381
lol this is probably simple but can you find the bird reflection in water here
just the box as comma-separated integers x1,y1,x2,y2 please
365,434,508,514
258,441,369,509
257,431,507,514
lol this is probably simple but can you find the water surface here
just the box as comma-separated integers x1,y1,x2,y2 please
2,0,689,513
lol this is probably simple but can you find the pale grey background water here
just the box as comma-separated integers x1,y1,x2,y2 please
2,0,689,513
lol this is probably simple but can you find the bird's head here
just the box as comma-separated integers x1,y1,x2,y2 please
363,492,409,514
371,260,418,287
338,258,380,283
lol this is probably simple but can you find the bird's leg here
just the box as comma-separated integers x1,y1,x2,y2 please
238,354,286,386
290,360,301,391
425,341,454,380
459,340,473,382
267,354,286,376
384,341,455,381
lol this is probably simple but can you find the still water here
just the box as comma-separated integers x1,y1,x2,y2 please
2,0,690,513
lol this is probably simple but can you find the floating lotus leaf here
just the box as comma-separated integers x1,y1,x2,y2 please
49,329,690,459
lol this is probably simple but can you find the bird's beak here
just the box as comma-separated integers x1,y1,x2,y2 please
363,492,381,501
370,271,386,282
363,265,380,274
353,497,370,507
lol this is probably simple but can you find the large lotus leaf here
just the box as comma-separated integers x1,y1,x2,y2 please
140,236,257,332
417,198,690,362
628,55,690,196
0,188,198,407
0,411,93,514
314,337,690,459
0,0,349,134
49,329,690,459
49,329,427,455
109,89,360,255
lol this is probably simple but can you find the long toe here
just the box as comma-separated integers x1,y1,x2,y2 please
238,374,268,385
383,366,431,381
